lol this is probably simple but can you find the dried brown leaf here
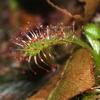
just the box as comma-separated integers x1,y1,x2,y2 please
83,0,100,21
48,49,95,100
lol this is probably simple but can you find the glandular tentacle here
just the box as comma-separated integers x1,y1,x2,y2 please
12,23,75,74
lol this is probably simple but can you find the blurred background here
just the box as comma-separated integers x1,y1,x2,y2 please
0,0,100,100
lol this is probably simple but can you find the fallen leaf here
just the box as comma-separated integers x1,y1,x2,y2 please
48,49,95,100
83,0,100,21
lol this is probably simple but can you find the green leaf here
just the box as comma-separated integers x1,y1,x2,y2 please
82,93,98,100
83,23,100,67
84,23,100,39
